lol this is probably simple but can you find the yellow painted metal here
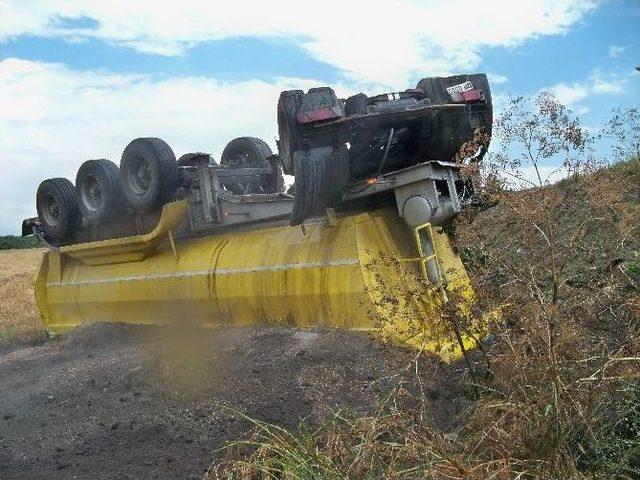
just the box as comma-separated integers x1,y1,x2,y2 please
34,202,487,361
414,223,442,283
59,200,188,265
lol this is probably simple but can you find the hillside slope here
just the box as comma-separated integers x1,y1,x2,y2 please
211,160,639,479
456,159,639,349
450,159,639,478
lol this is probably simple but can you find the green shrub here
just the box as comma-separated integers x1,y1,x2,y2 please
0,235,39,250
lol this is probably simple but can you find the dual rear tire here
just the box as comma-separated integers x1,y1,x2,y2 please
36,136,284,241
220,137,284,194
36,138,179,241
36,178,81,241
416,75,493,162
277,87,350,225
75,159,123,225
119,137,179,211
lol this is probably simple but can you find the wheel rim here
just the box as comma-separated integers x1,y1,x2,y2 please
41,193,61,226
129,156,152,195
80,174,102,212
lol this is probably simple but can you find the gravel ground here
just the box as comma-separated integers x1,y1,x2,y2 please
0,323,463,480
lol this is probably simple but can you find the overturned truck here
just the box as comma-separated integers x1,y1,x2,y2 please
23,74,493,361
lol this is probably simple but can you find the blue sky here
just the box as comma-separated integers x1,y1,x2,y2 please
0,0,639,234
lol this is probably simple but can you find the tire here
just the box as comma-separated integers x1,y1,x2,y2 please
416,75,493,161
120,138,179,211
416,77,449,105
345,93,368,116
75,159,123,224
220,137,283,194
220,137,272,168
220,137,273,168
277,90,304,175
36,178,81,241
290,151,325,226
289,145,349,226
177,152,211,167
265,156,286,194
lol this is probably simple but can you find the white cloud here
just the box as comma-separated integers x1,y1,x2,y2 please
590,69,627,94
1,0,598,87
608,45,626,58
543,71,628,110
547,82,589,105
0,58,331,233
488,73,509,84
591,78,625,94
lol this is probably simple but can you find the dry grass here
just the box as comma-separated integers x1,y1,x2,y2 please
0,248,47,344
206,160,640,480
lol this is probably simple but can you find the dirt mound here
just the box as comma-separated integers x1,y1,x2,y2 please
0,323,464,480
455,161,639,337
444,160,640,477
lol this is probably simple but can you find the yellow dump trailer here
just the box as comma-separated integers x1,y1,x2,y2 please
26,148,493,363
33,200,483,362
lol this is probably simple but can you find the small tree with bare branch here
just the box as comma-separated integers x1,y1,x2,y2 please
488,92,592,188
601,106,640,163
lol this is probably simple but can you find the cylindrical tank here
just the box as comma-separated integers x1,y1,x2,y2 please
34,206,479,361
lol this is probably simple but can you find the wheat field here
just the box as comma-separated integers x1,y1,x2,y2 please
0,248,46,343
